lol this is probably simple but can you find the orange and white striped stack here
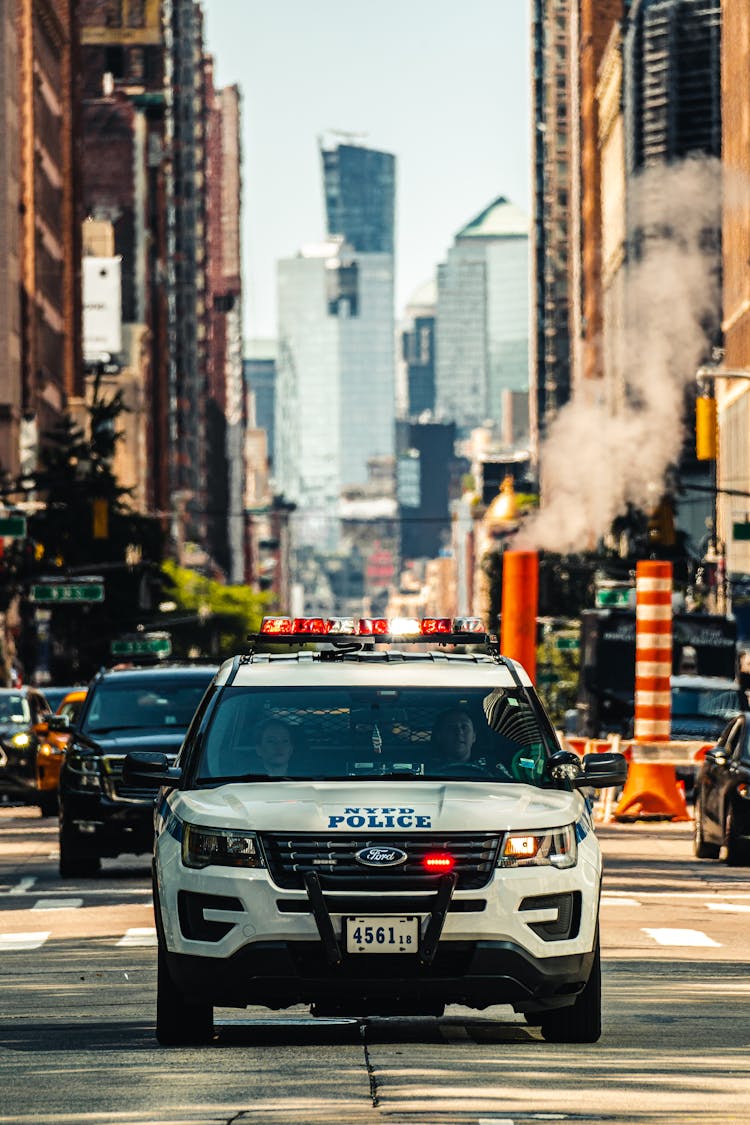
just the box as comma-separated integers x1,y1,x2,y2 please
634,560,673,742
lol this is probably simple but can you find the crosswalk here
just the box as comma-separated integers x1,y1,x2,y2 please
0,926,157,951
0,889,746,953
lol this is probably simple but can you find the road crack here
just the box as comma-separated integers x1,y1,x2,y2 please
359,1020,379,1108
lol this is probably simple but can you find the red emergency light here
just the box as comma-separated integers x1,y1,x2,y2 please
257,615,488,642
422,853,455,872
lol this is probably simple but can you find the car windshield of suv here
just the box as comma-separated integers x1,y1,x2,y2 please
671,687,747,720
0,694,31,725
196,686,554,786
83,677,210,734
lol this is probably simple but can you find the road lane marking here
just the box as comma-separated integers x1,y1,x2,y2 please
707,902,750,912
601,897,641,907
642,927,722,947
0,931,50,950
117,927,157,947
8,877,36,895
32,898,84,910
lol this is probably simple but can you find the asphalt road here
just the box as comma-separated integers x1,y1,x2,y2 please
0,805,749,1125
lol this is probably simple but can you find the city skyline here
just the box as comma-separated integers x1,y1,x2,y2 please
201,0,530,338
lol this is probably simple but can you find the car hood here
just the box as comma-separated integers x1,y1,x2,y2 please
83,730,186,755
172,780,582,834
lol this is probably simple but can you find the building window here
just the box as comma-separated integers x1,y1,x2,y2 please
128,0,146,27
326,262,359,317
130,47,145,80
105,46,125,79
106,1,123,27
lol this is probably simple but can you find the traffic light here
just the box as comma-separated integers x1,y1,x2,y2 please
648,496,676,547
696,394,717,460
92,498,109,539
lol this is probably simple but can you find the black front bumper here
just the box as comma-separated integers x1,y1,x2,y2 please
164,939,595,1016
60,790,155,857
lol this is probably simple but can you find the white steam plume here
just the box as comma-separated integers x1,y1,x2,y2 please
521,156,723,553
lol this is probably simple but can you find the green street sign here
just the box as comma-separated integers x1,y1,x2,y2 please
733,521,750,541
595,587,633,608
555,636,580,650
111,634,172,657
0,515,27,538
31,582,105,604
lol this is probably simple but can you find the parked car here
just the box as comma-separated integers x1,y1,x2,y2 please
671,675,749,801
35,688,88,817
693,712,750,865
0,686,53,811
58,664,216,877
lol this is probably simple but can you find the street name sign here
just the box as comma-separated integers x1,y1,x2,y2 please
31,582,105,604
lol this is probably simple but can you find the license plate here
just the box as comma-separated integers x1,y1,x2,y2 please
345,915,419,953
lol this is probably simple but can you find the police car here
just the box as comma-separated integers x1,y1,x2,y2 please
124,616,627,1046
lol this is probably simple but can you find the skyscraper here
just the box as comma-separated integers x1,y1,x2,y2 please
276,142,397,550
275,238,395,548
321,141,395,253
436,197,529,435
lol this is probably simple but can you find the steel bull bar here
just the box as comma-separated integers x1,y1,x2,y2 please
304,870,459,966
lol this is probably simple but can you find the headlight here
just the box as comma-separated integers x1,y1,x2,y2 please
498,824,577,869
9,733,31,749
66,755,102,791
182,824,264,870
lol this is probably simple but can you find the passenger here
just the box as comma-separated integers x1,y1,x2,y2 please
430,709,477,765
255,718,294,776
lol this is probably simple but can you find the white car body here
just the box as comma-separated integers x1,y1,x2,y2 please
146,646,622,1043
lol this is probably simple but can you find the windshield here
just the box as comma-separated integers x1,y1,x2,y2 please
83,677,211,734
0,695,31,725
196,686,554,786
671,687,747,720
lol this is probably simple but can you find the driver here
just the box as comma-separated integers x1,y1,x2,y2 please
430,709,477,767
255,718,294,776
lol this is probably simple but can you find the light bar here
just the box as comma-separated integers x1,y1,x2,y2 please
258,615,489,641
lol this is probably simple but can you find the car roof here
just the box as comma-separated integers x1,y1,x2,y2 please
58,689,87,707
96,663,218,682
671,675,741,691
220,653,530,690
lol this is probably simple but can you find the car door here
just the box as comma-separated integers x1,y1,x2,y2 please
702,718,743,837
719,715,750,837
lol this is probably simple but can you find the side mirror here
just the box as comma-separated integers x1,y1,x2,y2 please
704,748,728,768
46,714,71,733
575,751,628,789
122,750,181,787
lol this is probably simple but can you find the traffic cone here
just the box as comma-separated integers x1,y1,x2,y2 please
613,762,690,822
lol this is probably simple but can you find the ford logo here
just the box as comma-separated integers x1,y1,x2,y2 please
355,846,408,867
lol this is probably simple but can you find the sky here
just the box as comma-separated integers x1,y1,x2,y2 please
201,0,531,342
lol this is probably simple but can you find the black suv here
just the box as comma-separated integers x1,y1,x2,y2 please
58,664,216,877
0,686,53,811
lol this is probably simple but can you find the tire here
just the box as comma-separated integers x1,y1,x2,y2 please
38,792,58,818
156,942,214,1046
693,794,720,859
539,938,602,1044
59,820,101,878
725,805,750,867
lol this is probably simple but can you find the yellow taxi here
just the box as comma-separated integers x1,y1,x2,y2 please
36,688,87,816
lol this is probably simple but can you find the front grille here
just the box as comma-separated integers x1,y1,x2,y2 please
260,833,501,891
276,896,487,914
102,756,159,803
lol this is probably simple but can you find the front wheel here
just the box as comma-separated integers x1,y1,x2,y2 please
38,792,58,818
725,805,750,867
156,943,214,1046
539,938,601,1043
693,794,720,859
59,820,101,878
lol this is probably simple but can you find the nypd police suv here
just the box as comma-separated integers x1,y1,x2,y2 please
124,616,627,1046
